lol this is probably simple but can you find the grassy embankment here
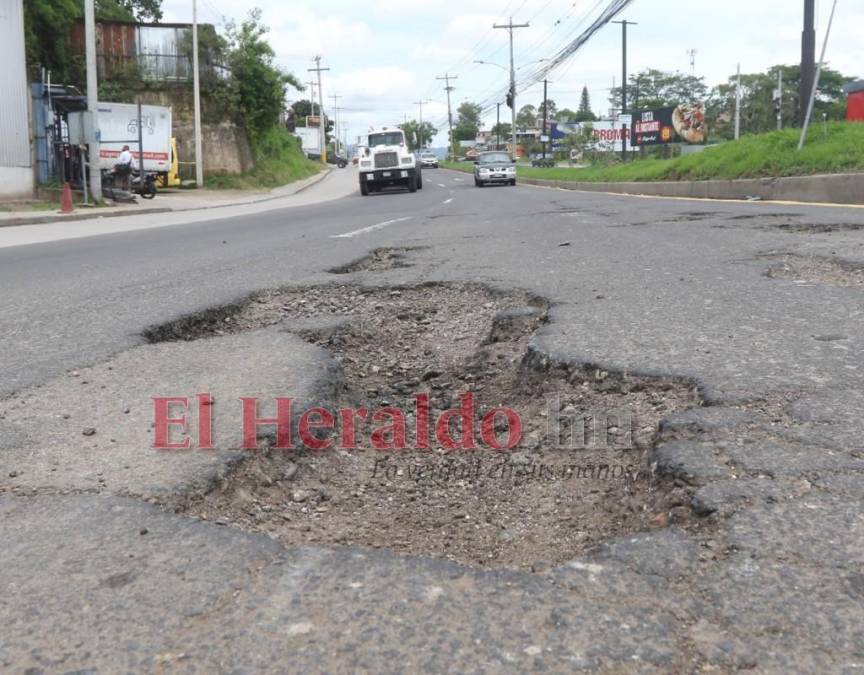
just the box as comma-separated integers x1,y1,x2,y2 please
444,122,864,183
205,127,322,190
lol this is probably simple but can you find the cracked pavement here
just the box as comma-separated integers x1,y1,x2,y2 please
2,168,864,672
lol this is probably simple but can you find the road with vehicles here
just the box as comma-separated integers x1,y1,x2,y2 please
3,167,864,672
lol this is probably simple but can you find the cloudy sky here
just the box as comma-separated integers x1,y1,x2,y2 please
161,0,862,146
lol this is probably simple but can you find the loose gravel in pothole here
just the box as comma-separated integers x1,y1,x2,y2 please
168,283,701,571
766,254,864,288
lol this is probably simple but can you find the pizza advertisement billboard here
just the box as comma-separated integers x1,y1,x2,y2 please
633,103,706,146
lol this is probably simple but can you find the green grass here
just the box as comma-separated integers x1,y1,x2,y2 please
205,127,322,190
445,122,864,183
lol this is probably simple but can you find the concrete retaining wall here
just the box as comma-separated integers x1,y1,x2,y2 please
174,122,255,176
521,172,864,205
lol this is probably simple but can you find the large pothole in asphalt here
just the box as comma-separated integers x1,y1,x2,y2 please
766,254,864,288
156,283,701,570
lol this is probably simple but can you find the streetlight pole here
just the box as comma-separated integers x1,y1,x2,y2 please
308,56,330,164
437,73,458,160
612,20,636,163
84,0,102,201
799,0,838,150
734,63,741,140
330,93,342,155
413,99,429,148
494,17,529,161
542,79,548,160
801,0,816,126
192,0,204,187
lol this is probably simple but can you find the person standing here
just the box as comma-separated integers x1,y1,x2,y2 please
115,145,134,192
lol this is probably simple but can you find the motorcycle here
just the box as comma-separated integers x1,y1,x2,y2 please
102,166,158,201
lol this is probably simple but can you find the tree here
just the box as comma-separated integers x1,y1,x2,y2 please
96,0,163,21
556,108,578,122
453,101,482,142
489,122,512,147
224,10,302,141
609,69,708,111
399,120,438,151
575,86,597,122
537,98,557,120
24,0,80,80
288,99,334,140
516,104,537,128
707,64,852,139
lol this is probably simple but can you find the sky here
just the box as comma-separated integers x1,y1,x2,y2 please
161,0,862,146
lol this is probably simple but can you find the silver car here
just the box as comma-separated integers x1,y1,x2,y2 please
419,151,439,169
473,151,517,187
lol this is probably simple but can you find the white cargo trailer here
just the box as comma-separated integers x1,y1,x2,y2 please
69,102,173,176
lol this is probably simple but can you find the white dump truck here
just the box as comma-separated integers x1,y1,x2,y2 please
357,127,422,196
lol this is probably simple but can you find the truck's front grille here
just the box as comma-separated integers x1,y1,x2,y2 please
374,152,398,169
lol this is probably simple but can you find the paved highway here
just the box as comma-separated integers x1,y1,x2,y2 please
3,168,864,672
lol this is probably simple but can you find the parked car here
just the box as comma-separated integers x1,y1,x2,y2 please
473,151,517,187
419,151,439,168
306,152,348,168
530,153,556,168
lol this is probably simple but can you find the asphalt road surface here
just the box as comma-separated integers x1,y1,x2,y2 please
3,168,864,672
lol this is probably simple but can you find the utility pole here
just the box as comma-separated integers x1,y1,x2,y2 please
687,48,697,76
611,20,636,163
306,81,317,115
799,0,838,150
192,0,204,187
308,56,330,164
413,100,429,148
542,79,548,160
330,94,342,155
436,73,458,160
734,64,741,140
84,0,102,201
775,69,784,130
494,17,530,161
496,102,501,149
801,0,816,126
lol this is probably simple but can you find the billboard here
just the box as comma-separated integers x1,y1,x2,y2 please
633,104,706,146
553,121,631,153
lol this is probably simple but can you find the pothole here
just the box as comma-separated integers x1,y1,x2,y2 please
765,254,864,288
159,283,701,571
327,247,423,274
768,222,864,234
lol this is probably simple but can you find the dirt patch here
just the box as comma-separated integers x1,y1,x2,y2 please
160,283,701,571
327,247,424,274
766,254,864,288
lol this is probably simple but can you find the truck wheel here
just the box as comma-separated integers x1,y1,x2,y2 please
408,175,417,193
360,181,370,196
417,172,423,190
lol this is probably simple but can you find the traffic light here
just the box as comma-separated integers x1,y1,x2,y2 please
506,88,514,109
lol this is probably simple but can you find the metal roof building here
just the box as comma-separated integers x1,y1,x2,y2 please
0,0,34,198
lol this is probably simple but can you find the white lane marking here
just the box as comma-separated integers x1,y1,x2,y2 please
442,198,454,205
330,217,412,239
453,177,464,182
438,184,446,188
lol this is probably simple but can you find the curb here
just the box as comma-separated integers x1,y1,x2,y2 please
441,166,864,207
519,173,864,206
0,168,333,229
